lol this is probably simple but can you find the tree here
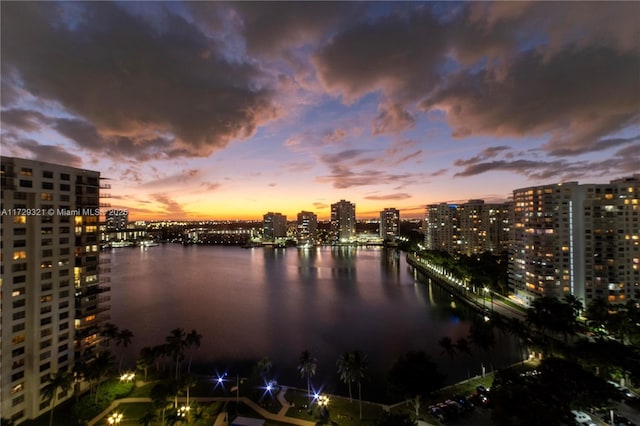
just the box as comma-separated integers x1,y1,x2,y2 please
387,351,445,402
166,328,188,379
86,351,114,403
256,356,273,382
151,382,172,426
41,370,73,426
139,411,157,426
185,329,202,374
350,350,368,420
468,319,495,368
115,328,134,372
138,346,155,381
102,322,120,346
337,351,355,402
438,336,456,359
297,350,317,403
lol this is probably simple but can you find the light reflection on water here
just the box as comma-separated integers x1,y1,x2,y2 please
107,244,519,398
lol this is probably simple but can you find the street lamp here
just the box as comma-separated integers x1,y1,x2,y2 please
107,412,123,425
178,405,190,418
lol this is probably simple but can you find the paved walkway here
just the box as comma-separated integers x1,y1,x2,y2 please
89,395,316,426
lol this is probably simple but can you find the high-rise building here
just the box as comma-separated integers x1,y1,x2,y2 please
425,200,510,256
331,200,356,243
379,208,400,242
296,211,317,246
509,177,639,306
1,156,109,424
263,212,287,241
424,203,460,253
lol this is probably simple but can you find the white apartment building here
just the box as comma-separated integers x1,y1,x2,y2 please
331,200,356,243
1,156,109,424
509,177,639,306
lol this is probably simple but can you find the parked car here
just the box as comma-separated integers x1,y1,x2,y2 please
571,410,592,424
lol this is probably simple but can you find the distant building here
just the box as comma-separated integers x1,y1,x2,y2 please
509,177,639,306
379,208,400,242
1,156,109,424
424,203,459,253
296,211,317,245
105,209,128,231
331,200,356,243
263,212,287,241
424,200,510,256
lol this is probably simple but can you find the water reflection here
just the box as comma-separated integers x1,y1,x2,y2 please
107,245,520,398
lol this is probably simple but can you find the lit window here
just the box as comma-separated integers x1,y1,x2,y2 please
13,251,27,260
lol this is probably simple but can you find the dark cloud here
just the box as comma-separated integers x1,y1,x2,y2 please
364,193,411,201
393,150,423,166
54,118,175,162
226,3,357,56
319,149,370,164
1,2,277,159
14,139,83,168
424,46,640,155
454,146,511,167
1,109,51,131
372,103,415,135
314,2,639,151
314,8,447,103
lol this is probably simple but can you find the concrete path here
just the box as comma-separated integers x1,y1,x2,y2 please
89,396,316,426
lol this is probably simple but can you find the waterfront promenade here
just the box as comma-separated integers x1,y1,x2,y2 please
406,253,526,321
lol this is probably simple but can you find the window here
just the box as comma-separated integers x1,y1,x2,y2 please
19,168,32,176
19,180,32,188
60,173,70,180
12,263,27,272
14,192,27,200
43,171,53,178
42,182,54,190
60,184,70,191
13,239,26,247
39,362,51,372
13,228,26,235
12,311,26,321
13,251,27,260
12,395,25,407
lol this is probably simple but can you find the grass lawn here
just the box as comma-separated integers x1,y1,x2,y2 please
284,389,385,425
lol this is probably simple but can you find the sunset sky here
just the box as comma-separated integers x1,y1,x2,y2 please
1,2,638,220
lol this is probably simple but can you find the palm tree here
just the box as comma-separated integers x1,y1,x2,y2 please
185,329,202,374
182,373,197,407
150,382,171,426
350,350,368,420
438,336,456,359
256,356,273,382
139,411,157,426
455,337,473,357
102,322,120,347
41,370,73,426
297,350,317,404
138,346,155,381
166,328,188,379
115,328,134,372
87,351,114,403
337,351,355,402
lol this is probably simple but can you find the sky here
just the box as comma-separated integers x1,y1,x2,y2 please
1,2,639,220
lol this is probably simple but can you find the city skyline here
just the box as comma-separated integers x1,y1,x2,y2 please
1,2,638,220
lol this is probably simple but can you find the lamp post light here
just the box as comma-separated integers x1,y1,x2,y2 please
178,405,190,418
120,372,135,382
107,412,123,425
